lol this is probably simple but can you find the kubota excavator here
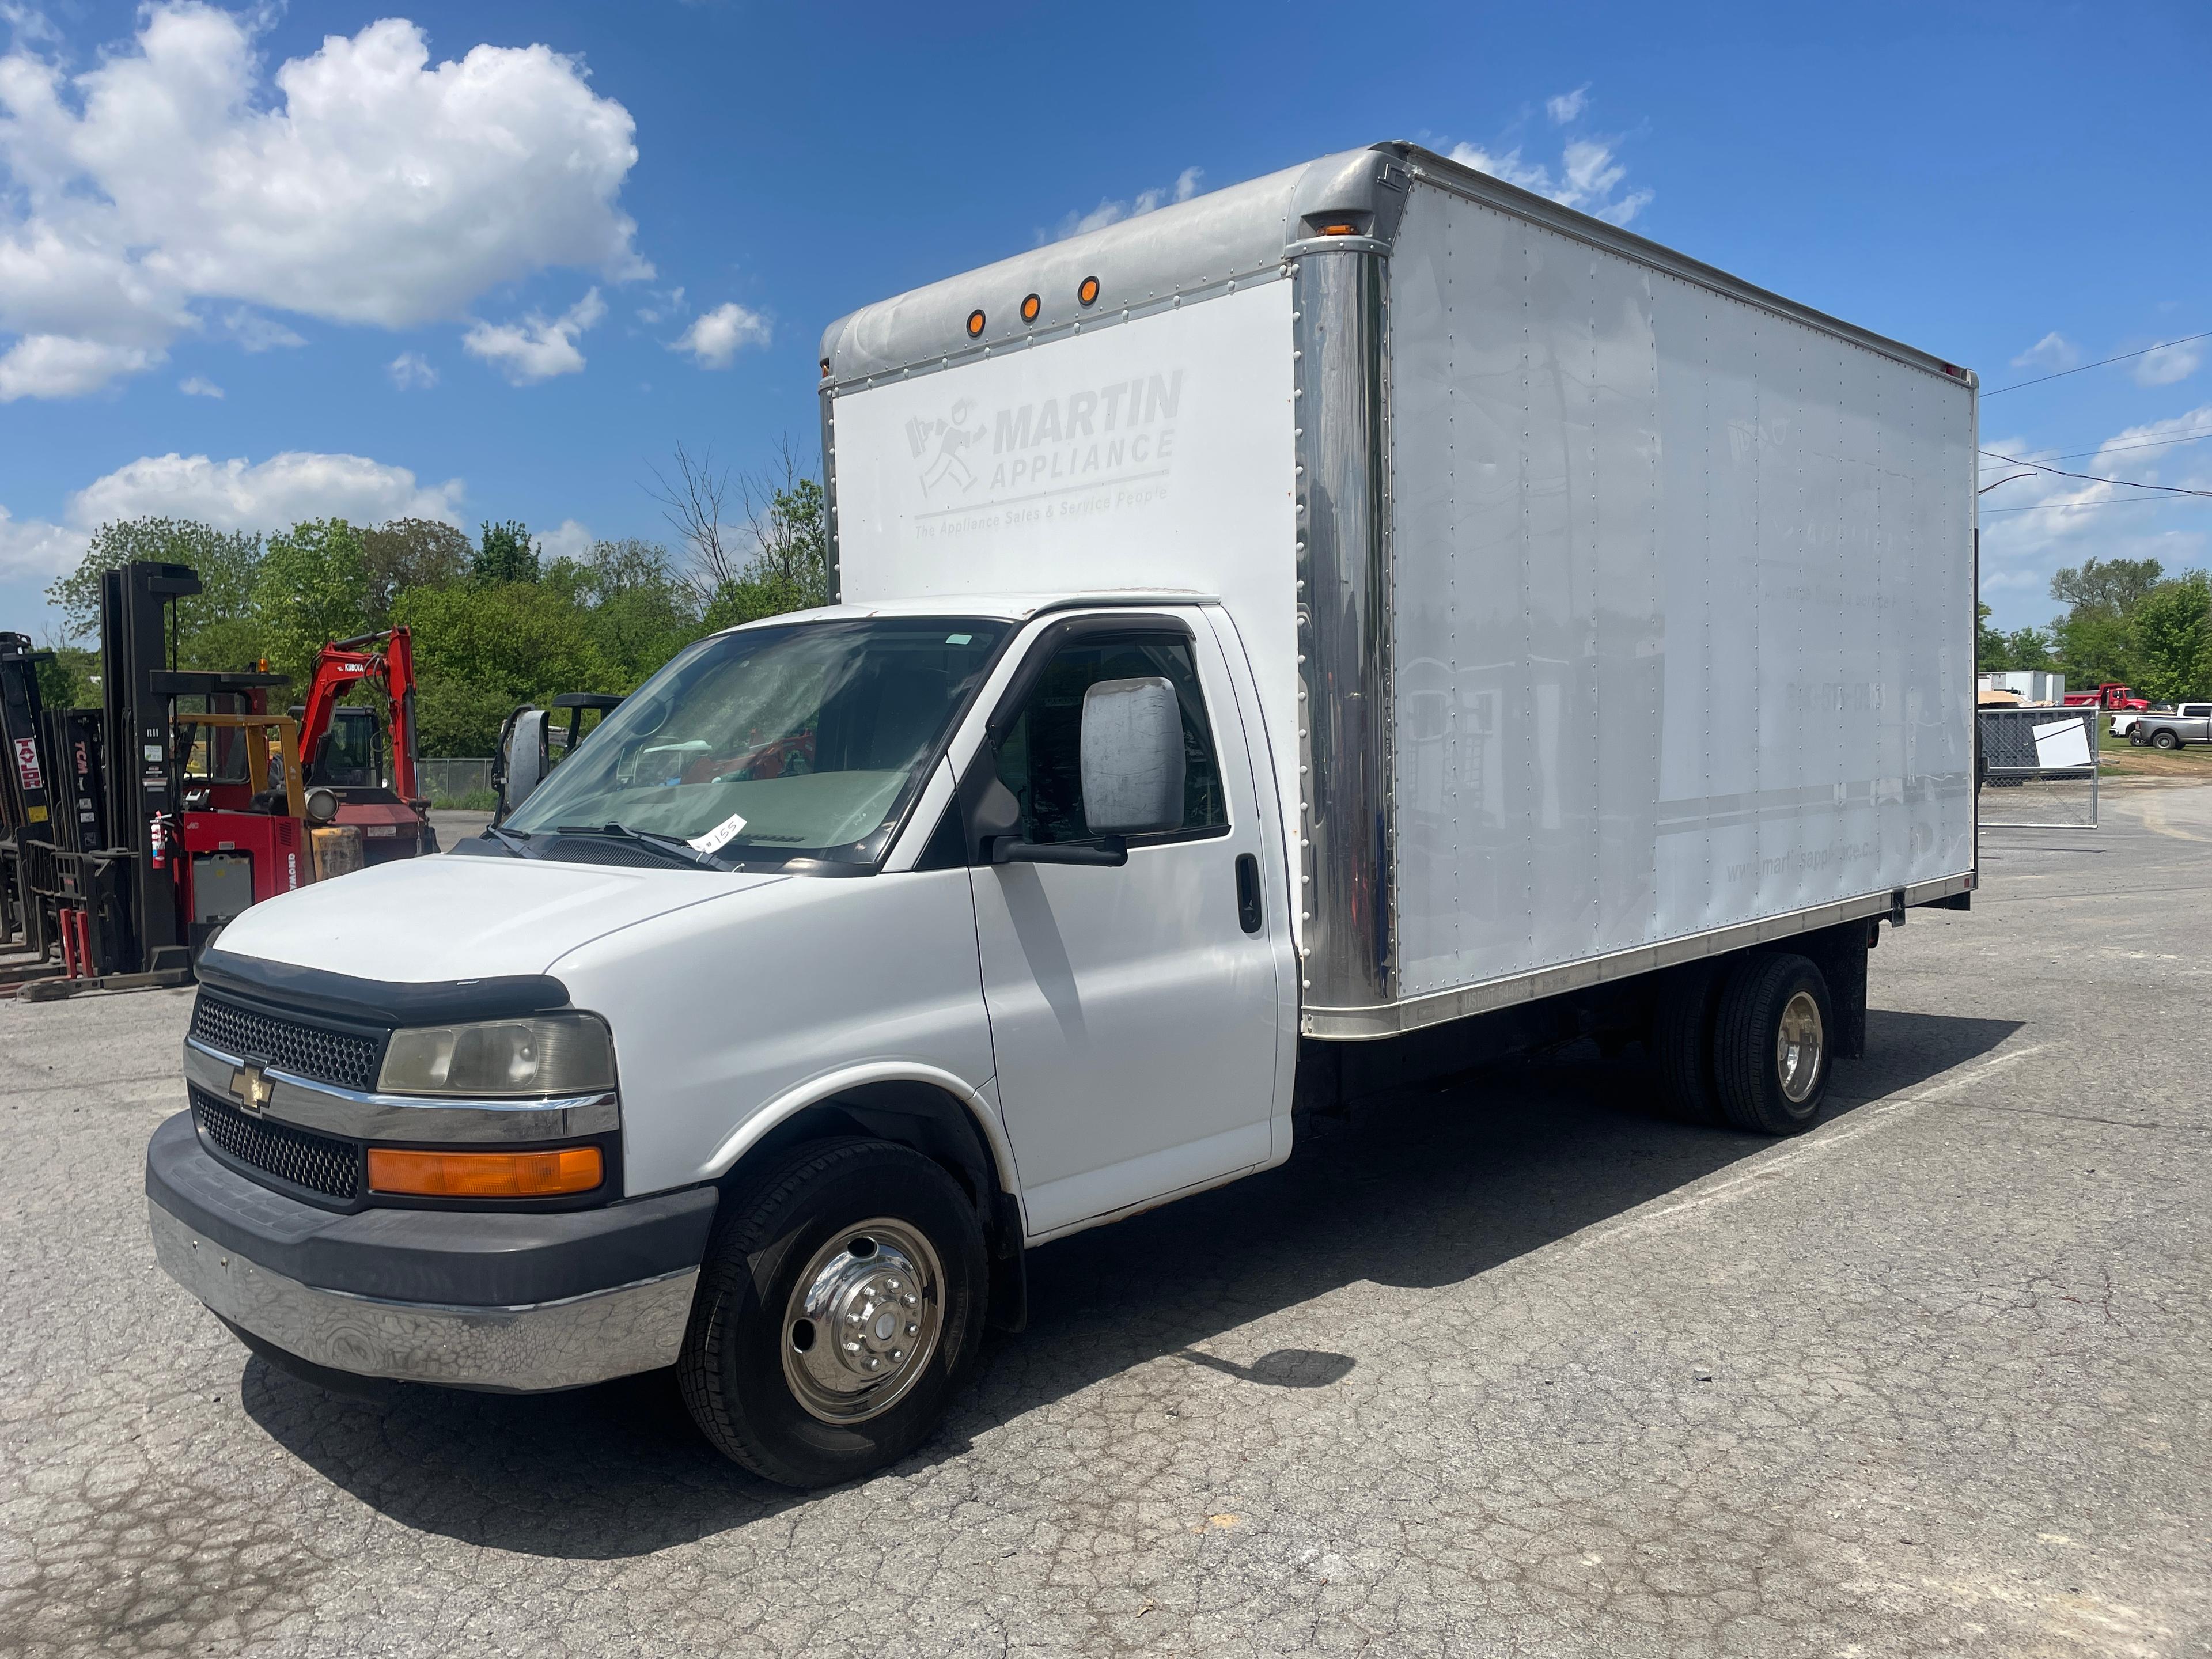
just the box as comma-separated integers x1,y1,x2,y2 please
294,628,437,862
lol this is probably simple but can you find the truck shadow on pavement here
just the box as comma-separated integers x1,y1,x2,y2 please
239,1006,2020,1556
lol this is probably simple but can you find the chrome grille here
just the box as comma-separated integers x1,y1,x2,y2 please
191,1084,361,1202
190,994,380,1091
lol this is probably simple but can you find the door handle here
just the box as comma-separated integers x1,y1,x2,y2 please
1234,853,1263,934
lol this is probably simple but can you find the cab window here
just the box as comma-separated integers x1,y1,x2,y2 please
994,632,1228,845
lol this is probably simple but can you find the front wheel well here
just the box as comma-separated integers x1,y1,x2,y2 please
725,1082,1001,1225
720,1082,1026,1334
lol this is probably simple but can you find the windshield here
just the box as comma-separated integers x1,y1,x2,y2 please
505,616,1009,866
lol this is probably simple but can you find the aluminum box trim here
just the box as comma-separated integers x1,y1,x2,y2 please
1302,872,1971,1039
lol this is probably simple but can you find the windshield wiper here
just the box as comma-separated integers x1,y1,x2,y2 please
555,822,721,869
481,824,533,856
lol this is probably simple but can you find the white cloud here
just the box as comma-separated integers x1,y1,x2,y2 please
637,285,686,325
0,6,647,398
463,288,605,385
222,310,306,353
387,350,437,391
1546,85,1590,125
2133,339,2202,388
0,503,83,578
673,300,770,369
1,446,466,596
537,518,593,563
71,450,463,536
1449,135,1652,226
2011,332,2079,372
1976,403,2212,628
178,374,221,397
1046,166,1204,243
0,334,157,400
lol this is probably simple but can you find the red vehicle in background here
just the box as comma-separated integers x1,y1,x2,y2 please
2063,682,2151,711
294,628,437,861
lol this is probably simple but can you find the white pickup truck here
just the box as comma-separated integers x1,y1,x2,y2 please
148,142,1977,1488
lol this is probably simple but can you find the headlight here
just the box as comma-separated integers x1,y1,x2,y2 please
378,1013,616,1098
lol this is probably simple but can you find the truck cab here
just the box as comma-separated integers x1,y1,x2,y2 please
149,593,1296,1487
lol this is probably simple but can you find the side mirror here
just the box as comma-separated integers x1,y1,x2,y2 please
1079,676,1184,836
493,707,550,825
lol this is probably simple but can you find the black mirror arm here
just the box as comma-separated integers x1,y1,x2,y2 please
990,834,1128,868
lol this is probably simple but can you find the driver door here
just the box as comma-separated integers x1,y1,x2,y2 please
969,616,1283,1237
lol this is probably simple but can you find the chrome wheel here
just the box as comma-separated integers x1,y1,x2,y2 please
780,1218,944,1425
1775,990,1824,1103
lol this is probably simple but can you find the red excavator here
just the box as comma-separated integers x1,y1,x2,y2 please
294,628,437,862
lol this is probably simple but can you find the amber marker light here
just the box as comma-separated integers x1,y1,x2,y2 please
368,1146,604,1199
1077,275,1100,307
966,309,986,338
1319,222,1357,236
819,357,832,379
1020,293,1041,324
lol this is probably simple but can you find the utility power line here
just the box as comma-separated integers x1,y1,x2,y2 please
1982,331,2211,396
1976,448,2212,498
1976,426,2212,468
1983,494,2209,516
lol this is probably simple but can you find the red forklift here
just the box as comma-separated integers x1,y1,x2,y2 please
3,564,431,998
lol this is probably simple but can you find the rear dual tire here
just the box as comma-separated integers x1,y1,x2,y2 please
1653,951,1832,1137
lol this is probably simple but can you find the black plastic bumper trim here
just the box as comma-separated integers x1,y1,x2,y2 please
145,1112,717,1307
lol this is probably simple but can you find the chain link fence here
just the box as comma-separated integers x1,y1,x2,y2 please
1978,706,2099,828
418,758,493,805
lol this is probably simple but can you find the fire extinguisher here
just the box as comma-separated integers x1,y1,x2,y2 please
150,810,173,869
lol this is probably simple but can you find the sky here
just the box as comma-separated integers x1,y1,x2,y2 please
0,0,2206,640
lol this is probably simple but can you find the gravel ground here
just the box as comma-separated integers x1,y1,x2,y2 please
3,787,2207,1657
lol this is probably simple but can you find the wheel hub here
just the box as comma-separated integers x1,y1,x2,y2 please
1776,990,1825,1103
782,1219,942,1424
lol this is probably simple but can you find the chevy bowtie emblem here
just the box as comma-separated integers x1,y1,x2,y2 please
229,1063,274,1113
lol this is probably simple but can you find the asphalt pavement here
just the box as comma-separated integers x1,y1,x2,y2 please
3,786,2207,1657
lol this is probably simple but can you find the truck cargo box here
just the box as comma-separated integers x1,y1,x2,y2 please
821,141,1976,1040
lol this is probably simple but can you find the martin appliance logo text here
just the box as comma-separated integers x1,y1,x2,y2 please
904,370,1184,500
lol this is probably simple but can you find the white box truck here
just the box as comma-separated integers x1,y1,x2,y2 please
147,143,1978,1487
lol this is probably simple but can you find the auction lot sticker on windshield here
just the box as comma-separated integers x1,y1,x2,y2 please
690,812,748,856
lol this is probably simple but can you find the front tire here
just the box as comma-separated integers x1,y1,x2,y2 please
1713,953,1832,1136
678,1137,987,1488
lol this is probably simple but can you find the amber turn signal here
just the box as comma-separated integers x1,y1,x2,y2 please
368,1145,604,1198
1020,293,1040,324
1077,275,1100,307
966,308,986,338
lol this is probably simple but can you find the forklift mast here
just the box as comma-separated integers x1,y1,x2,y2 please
0,631,55,841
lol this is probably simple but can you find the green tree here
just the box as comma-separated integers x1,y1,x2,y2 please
544,537,702,685
394,580,624,755
33,646,100,710
2128,572,2212,703
256,519,372,681
2050,557,2164,616
1978,603,2055,672
474,519,539,585
363,518,472,620
698,464,832,633
44,518,264,667
2050,607,2135,688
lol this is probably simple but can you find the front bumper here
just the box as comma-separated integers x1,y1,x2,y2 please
145,1112,718,1393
